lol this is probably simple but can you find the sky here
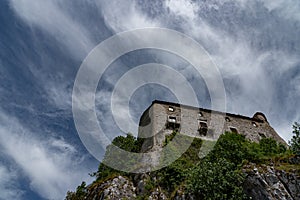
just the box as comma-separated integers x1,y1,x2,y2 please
0,0,299,199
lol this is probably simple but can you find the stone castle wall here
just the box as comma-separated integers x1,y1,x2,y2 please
138,100,286,152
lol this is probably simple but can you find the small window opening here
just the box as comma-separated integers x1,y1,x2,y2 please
258,132,266,138
166,116,180,130
230,127,238,134
198,121,208,136
168,116,176,123
225,117,231,122
252,122,257,127
198,112,203,117
168,106,174,112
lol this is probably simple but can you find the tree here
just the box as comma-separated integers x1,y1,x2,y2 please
208,132,248,165
259,138,279,156
289,122,300,155
187,158,248,200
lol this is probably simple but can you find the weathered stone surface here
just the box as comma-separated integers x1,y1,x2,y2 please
138,100,287,154
243,164,300,200
86,176,136,200
148,187,167,200
80,164,299,200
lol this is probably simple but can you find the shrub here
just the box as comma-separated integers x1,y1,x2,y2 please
208,132,248,165
259,138,280,156
289,122,300,155
187,158,248,200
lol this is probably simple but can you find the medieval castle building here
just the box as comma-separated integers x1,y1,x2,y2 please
138,100,286,152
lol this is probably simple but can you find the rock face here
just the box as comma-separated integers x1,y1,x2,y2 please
82,166,299,200
243,164,300,200
85,175,168,200
85,176,137,200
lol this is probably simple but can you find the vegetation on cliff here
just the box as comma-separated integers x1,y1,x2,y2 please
289,122,300,155
66,122,300,199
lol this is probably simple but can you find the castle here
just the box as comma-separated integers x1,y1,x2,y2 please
138,100,286,152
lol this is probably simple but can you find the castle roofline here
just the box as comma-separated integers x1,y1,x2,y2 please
150,100,268,123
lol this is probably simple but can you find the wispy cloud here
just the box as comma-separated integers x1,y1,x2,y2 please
9,0,94,58
6,1,300,190
0,164,24,200
263,0,300,22
0,111,92,199
96,0,160,32
96,0,300,142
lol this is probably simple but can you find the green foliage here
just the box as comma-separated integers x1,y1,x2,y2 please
157,135,203,192
95,133,144,180
111,133,144,153
76,182,87,197
289,122,300,155
163,131,177,146
65,191,77,200
259,138,281,156
65,182,87,200
188,158,248,200
186,132,289,200
67,131,291,199
208,132,248,165
187,133,251,199
209,132,287,164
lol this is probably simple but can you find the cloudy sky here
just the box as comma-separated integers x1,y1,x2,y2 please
1,0,300,199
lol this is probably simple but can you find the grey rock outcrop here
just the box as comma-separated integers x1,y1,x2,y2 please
243,164,300,200
85,176,136,200
77,164,299,200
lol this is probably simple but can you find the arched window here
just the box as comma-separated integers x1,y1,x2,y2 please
230,127,238,134
225,117,231,122
198,121,208,136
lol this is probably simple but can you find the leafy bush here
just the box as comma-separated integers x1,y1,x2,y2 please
259,138,279,156
110,133,144,153
289,122,300,155
67,131,290,199
95,133,144,180
209,132,287,164
208,132,249,165
157,134,203,192
163,131,177,146
188,158,248,200
65,182,87,200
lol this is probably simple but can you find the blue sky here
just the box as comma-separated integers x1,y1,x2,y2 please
0,0,300,199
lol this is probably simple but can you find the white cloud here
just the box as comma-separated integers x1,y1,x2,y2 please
0,165,24,200
9,0,94,58
0,111,93,200
90,0,300,142
97,0,160,33
165,0,199,20
8,0,299,148
262,0,300,22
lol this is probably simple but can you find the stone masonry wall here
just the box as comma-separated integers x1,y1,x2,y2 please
138,100,286,151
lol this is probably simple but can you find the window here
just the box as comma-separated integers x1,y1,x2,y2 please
168,116,176,123
198,112,203,117
225,117,231,122
230,127,238,134
166,116,180,130
252,122,257,127
259,132,266,138
198,121,208,136
168,106,174,112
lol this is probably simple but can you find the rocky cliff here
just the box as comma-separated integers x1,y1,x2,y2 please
66,133,300,200
68,161,300,200
243,161,300,200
